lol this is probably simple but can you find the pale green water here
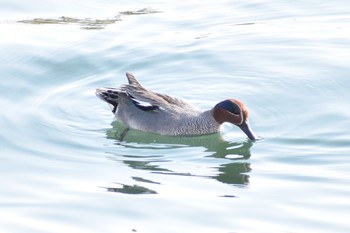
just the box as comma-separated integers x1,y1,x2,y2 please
1,1,350,232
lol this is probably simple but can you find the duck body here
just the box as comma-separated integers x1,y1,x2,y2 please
117,106,219,136
96,73,257,140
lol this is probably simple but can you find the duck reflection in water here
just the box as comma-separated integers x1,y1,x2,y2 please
103,121,253,195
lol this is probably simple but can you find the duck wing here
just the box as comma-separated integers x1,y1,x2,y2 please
122,73,196,112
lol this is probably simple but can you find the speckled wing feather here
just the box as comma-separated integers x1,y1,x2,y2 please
121,73,196,111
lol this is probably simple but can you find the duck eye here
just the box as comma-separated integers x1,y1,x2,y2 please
228,103,241,115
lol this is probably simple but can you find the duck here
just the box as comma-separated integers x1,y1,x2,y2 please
96,72,257,140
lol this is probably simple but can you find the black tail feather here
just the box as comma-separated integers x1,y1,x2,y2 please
96,88,120,113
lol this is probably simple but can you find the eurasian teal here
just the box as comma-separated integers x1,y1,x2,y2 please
96,72,257,140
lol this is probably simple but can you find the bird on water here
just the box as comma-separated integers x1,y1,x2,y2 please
96,72,257,140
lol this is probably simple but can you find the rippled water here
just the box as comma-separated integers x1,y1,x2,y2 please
1,1,350,232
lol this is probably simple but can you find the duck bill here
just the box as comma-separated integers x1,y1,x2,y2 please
239,121,257,141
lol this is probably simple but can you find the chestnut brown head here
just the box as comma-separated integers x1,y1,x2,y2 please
212,99,257,140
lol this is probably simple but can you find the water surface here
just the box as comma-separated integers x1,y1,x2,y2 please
1,0,350,232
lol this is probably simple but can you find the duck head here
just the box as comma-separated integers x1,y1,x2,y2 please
212,99,257,141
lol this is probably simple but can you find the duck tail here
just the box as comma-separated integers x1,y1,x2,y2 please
95,88,120,114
